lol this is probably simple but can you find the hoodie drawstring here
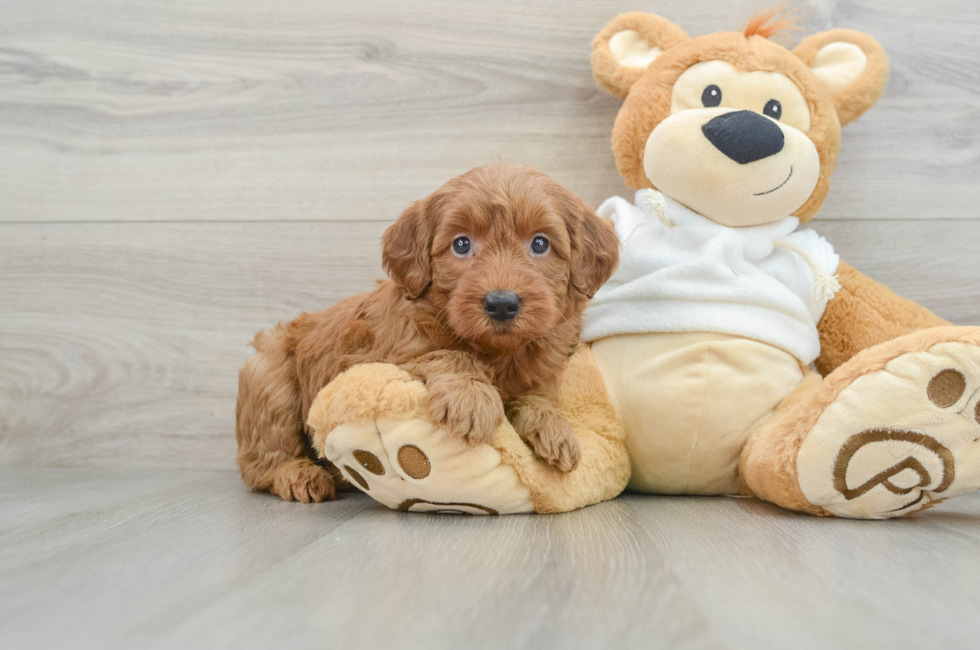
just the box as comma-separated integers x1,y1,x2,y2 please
772,239,841,301
642,191,675,228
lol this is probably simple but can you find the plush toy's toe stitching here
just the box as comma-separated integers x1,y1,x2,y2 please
353,450,385,475
305,350,636,516
397,444,430,479
374,418,534,514
831,428,954,502
343,465,371,491
397,499,499,515
927,369,967,408
314,410,534,514
320,422,391,499
797,338,980,519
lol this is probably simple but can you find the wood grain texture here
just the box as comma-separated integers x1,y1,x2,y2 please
0,0,978,223
1,219,977,470
0,221,386,468
1,468,978,650
2,4,979,648
1,0,977,468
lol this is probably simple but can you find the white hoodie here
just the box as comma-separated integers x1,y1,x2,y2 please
581,190,840,365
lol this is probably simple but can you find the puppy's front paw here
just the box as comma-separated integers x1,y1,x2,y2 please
426,378,505,445
510,405,581,473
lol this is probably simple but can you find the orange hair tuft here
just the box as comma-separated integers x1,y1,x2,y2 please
742,4,805,40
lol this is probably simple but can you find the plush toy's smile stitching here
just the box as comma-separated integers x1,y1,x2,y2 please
754,166,794,196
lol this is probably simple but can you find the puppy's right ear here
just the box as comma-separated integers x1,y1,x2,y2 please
382,199,435,299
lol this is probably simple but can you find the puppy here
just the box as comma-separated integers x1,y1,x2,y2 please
235,163,620,502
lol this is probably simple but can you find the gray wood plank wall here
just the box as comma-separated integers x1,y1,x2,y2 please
2,0,978,470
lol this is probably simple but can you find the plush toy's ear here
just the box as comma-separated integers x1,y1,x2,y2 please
592,12,690,99
793,29,889,126
381,199,436,299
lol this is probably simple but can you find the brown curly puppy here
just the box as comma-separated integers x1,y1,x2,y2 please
235,163,620,502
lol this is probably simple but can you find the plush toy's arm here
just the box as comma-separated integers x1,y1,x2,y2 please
816,262,950,375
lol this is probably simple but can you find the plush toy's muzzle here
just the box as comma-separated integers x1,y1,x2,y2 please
644,106,820,226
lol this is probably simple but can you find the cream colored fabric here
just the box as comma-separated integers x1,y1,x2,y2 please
609,29,663,69
323,418,534,515
583,190,839,365
670,61,811,133
308,347,630,515
810,42,868,94
797,341,980,519
485,345,632,514
592,332,804,494
642,107,822,227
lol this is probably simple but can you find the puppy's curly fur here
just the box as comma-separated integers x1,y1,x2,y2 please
235,164,620,502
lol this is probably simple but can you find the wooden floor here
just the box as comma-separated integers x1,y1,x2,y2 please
1,468,978,650
2,0,980,648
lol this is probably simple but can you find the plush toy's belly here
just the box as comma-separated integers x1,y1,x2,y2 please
591,332,805,495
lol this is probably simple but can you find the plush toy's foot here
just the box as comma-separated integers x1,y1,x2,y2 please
306,347,630,515
745,326,980,519
307,364,533,515
797,328,980,518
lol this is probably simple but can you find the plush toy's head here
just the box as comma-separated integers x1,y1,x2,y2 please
592,10,889,225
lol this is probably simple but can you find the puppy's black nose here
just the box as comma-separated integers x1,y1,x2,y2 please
484,291,521,322
701,110,784,164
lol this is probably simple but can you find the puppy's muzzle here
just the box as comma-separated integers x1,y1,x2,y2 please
483,291,521,322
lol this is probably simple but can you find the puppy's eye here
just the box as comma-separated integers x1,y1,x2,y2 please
452,236,472,256
763,99,782,121
701,85,722,108
530,235,549,255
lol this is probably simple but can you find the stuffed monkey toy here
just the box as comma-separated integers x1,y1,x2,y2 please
307,10,980,519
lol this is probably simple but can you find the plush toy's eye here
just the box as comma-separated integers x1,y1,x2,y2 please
701,85,722,108
763,99,782,121
452,236,472,256
530,235,550,255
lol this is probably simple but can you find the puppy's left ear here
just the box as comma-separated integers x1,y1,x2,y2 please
793,29,889,126
564,196,620,299
382,198,436,299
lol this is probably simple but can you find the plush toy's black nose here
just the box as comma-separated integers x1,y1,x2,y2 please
484,291,521,322
702,110,784,164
